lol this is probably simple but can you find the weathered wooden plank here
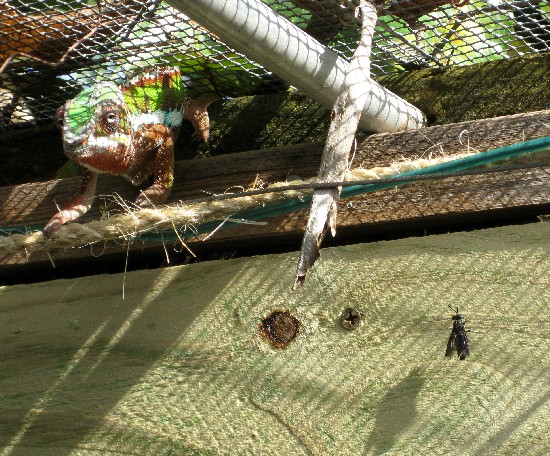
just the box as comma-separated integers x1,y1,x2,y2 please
1,110,549,274
3,109,549,225
1,222,549,454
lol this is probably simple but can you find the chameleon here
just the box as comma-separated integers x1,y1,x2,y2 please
44,66,217,237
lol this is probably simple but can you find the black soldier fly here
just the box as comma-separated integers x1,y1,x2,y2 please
445,306,470,360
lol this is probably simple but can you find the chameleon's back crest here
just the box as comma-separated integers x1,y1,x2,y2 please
122,66,184,129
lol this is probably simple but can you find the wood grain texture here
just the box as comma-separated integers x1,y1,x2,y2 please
1,222,549,454
1,109,550,272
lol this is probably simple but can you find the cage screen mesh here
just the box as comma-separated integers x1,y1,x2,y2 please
0,0,549,131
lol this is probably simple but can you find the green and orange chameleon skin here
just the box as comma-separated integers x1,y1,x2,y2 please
44,66,217,237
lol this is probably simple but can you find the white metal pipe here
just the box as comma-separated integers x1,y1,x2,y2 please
165,0,425,132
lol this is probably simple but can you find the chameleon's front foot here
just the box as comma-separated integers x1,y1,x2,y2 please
44,171,98,238
43,205,86,238
135,184,171,207
43,214,65,238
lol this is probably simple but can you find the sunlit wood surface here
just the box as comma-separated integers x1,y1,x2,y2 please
1,221,549,455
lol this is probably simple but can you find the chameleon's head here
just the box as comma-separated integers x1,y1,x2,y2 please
61,82,133,160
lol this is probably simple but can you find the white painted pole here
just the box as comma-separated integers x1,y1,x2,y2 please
164,0,426,132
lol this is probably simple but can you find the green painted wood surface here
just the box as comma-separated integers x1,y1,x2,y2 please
1,221,549,455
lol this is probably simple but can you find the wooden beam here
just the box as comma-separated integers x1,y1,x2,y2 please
1,109,550,272
1,222,549,453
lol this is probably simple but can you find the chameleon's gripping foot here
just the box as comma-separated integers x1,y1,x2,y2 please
135,184,171,207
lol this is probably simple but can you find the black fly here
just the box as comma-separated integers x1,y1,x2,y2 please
445,306,470,360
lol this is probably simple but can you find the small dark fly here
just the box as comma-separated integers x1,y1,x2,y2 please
445,306,470,360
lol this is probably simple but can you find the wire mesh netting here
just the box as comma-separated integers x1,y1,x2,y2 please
1,0,549,131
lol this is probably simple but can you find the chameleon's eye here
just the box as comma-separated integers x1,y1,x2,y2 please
100,110,121,133
106,112,117,123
